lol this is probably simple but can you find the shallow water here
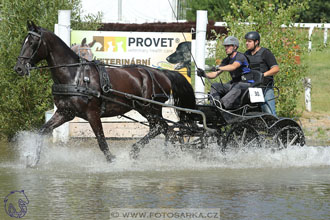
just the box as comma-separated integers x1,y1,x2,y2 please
0,132,330,220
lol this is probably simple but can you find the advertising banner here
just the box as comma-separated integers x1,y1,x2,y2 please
71,30,192,82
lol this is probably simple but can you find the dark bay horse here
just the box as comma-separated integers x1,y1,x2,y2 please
14,21,196,165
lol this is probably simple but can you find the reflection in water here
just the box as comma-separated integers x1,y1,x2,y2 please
0,131,329,220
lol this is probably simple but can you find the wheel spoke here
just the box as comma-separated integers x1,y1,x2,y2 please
287,129,290,147
288,134,299,147
245,137,258,148
233,132,240,147
278,137,285,149
240,128,247,147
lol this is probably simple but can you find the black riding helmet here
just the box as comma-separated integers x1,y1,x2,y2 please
245,31,260,42
245,31,260,51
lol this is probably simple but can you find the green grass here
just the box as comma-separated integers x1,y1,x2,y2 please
298,39,330,113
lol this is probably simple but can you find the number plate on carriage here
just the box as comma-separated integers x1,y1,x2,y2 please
249,88,265,103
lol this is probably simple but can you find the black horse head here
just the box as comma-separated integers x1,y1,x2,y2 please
166,41,192,77
14,21,45,76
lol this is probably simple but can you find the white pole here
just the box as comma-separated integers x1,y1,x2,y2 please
57,10,71,46
118,0,122,22
304,78,311,112
195,10,207,99
324,28,328,46
308,26,314,52
52,10,71,143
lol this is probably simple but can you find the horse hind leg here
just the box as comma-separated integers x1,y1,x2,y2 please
129,114,167,159
87,112,115,163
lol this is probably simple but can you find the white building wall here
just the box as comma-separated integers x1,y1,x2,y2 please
81,0,178,23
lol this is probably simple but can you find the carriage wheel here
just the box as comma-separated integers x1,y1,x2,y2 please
178,135,207,150
224,123,261,151
274,126,305,149
164,128,205,150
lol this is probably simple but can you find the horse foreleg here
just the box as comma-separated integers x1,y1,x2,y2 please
25,111,73,168
87,113,115,163
39,110,74,135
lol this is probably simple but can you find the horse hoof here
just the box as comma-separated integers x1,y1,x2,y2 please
129,149,139,160
129,144,141,160
26,155,40,168
106,154,116,163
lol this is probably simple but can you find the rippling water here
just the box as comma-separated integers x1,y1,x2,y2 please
0,131,329,220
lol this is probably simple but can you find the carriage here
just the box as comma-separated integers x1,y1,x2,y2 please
128,85,306,152
170,93,304,151
14,21,305,167
164,67,305,152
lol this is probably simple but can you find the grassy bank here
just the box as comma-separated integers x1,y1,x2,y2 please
298,28,330,145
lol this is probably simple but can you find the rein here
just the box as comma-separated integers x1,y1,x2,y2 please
29,62,121,71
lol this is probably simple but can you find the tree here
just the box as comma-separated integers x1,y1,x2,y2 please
183,0,328,23
0,0,102,139
298,0,330,23
184,0,230,21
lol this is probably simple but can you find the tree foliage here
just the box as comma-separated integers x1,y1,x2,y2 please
185,0,230,21
0,0,102,139
297,0,330,23
211,0,309,117
184,0,328,23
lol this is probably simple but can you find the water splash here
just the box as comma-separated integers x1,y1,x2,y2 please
5,131,330,172
13,131,43,167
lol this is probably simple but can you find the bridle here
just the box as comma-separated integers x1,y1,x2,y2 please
17,31,43,75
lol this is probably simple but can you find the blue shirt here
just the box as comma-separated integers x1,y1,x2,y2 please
220,52,250,82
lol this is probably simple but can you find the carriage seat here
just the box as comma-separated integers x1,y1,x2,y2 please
240,70,265,106
241,69,264,86
207,70,265,110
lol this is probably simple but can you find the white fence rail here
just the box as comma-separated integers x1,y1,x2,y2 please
214,22,330,51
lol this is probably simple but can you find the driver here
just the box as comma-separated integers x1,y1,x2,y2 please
197,36,251,109
244,31,279,116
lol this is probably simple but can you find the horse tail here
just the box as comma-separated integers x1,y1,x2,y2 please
162,70,196,121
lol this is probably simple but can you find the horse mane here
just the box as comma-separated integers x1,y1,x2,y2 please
38,27,80,60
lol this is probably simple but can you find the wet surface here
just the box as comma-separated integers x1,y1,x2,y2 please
0,132,330,220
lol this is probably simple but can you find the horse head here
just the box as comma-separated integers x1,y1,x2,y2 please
71,37,96,61
14,21,46,76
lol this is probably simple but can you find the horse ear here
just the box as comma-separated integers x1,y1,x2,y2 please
27,20,32,30
27,20,38,31
30,21,38,31
81,38,87,46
